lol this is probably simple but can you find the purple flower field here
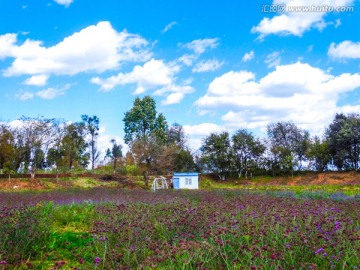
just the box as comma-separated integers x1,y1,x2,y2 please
0,188,359,269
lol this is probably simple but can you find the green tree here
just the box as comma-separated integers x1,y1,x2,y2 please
123,96,168,144
47,121,67,178
130,136,162,186
306,136,331,172
123,96,168,185
200,132,232,180
267,121,309,175
325,113,348,170
16,116,55,179
105,139,123,173
82,115,100,172
0,124,16,178
232,129,265,178
62,122,89,171
336,114,360,170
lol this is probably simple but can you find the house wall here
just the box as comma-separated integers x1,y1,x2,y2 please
178,176,198,189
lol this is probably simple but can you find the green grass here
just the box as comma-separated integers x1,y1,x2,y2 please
0,187,359,269
199,176,360,197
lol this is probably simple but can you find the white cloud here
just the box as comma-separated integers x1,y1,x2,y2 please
0,21,151,78
328,40,360,59
97,127,127,160
196,62,360,135
162,21,177,33
54,0,73,7
156,84,194,105
252,0,354,38
192,59,223,73
177,54,197,66
334,19,341,28
23,74,49,86
36,84,70,99
92,59,194,104
16,91,34,101
161,93,185,105
0,34,17,59
184,123,226,136
242,50,255,62
183,123,227,150
183,38,219,55
91,59,177,92
264,51,281,68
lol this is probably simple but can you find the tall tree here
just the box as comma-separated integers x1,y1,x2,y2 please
47,121,67,178
82,115,100,172
232,129,265,178
130,136,162,186
267,121,309,174
17,116,54,179
339,114,360,171
200,132,232,180
0,124,16,177
326,113,349,170
105,139,123,173
62,122,89,170
123,96,168,185
167,123,187,149
123,96,168,144
327,113,360,171
306,136,331,172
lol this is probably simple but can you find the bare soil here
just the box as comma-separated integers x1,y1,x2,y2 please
205,172,360,186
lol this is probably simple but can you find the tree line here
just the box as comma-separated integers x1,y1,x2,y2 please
0,115,102,179
0,96,359,183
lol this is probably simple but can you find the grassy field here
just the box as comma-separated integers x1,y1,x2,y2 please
0,187,359,269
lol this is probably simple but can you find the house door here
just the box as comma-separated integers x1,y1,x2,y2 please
173,178,180,189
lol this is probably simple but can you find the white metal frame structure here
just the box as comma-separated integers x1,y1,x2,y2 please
151,176,169,191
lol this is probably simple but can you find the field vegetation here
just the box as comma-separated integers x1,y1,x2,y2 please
0,188,359,269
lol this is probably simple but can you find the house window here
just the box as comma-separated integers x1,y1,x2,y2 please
185,177,192,185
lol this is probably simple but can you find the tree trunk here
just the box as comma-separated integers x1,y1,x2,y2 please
143,171,149,186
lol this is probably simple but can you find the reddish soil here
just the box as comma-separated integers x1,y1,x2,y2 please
242,172,360,186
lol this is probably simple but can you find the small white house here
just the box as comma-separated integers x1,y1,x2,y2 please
172,172,199,190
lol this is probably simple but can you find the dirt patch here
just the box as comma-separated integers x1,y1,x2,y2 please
209,172,360,186
0,178,48,190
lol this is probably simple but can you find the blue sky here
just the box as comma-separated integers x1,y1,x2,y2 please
1,0,360,154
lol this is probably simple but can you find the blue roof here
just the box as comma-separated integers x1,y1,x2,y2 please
173,172,199,176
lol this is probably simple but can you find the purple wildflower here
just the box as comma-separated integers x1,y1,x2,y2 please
94,257,101,266
315,248,324,254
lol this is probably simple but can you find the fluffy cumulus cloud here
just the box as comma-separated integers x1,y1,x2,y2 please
53,0,73,7
328,40,360,59
23,74,49,86
192,59,224,73
196,62,360,134
0,21,151,80
252,0,354,38
91,59,176,93
91,59,194,105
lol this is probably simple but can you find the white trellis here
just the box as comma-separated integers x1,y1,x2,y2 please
151,176,169,191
